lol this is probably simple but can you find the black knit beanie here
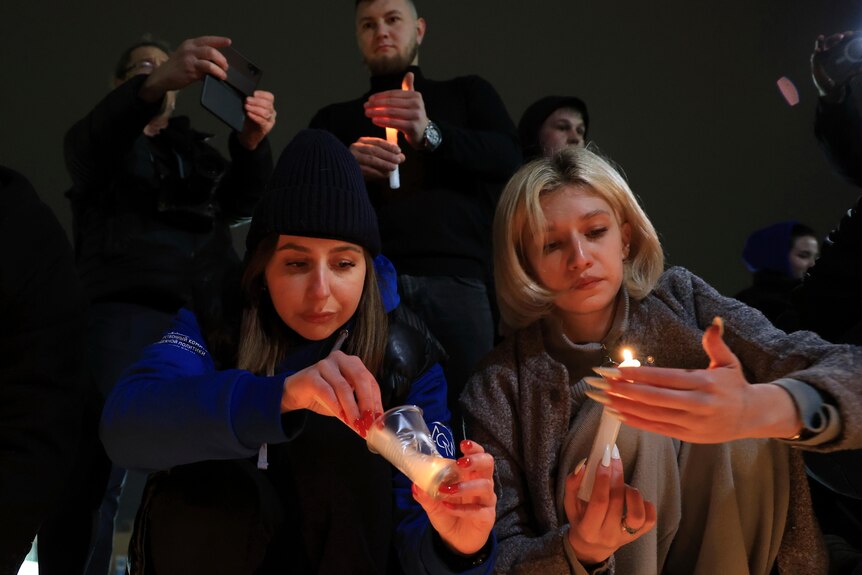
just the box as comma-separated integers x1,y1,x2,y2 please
246,129,381,256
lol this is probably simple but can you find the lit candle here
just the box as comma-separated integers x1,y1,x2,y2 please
386,127,400,189
578,348,640,501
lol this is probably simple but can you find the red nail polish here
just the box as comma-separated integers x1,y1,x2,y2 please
461,439,474,452
411,484,418,495
456,457,471,468
438,483,460,495
353,417,369,437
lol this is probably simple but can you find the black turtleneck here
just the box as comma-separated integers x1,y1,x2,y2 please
310,66,521,281
368,65,421,93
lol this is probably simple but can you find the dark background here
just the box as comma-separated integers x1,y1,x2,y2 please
1,0,860,296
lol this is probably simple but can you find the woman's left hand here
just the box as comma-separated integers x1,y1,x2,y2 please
587,318,801,443
412,439,496,556
237,90,276,151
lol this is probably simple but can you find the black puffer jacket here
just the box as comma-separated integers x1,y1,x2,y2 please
380,301,448,408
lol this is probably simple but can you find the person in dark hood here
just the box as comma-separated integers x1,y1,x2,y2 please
734,220,819,325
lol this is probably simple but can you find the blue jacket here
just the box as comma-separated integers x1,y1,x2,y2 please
102,255,495,575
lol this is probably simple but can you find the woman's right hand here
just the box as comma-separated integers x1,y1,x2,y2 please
563,450,656,565
280,350,383,436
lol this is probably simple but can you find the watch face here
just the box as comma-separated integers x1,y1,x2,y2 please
424,122,442,150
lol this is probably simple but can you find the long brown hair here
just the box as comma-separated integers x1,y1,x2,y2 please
236,234,388,376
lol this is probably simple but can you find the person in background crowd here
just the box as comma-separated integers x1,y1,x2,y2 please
310,0,522,436
0,165,86,574
39,34,276,575
518,95,590,160
734,220,819,325
784,30,862,575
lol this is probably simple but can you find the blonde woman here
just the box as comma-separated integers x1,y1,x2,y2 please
462,146,862,574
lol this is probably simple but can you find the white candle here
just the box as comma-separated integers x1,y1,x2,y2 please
578,349,640,501
386,127,400,189
366,425,457,496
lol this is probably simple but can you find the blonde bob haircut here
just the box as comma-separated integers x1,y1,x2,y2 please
493,146,664,333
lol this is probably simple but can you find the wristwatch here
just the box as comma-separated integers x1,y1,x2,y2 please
422,120,442,151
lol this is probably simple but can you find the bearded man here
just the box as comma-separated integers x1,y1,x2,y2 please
310,0,521,433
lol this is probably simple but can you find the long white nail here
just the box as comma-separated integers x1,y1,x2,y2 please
612,444,621,460
601,444,611,467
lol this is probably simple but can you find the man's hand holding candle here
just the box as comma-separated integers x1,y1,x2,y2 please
364,72,431,149
348,137,404,181
350,71,427,183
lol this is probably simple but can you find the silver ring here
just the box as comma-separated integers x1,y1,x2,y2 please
621,517,639,535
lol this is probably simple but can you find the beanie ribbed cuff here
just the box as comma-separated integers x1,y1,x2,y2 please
246,129,381,256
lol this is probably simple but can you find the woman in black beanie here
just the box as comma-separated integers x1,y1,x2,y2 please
101,129,497,574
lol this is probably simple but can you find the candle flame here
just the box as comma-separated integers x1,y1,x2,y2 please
620,348,641,367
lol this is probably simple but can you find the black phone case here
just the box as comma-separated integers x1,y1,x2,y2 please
200,47,262,132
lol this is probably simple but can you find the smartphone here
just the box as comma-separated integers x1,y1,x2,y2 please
200,46,263,132
816,33,862,88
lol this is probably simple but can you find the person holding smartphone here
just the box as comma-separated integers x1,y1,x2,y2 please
790,30,862,574
812,31,862,186
38,35,277,575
